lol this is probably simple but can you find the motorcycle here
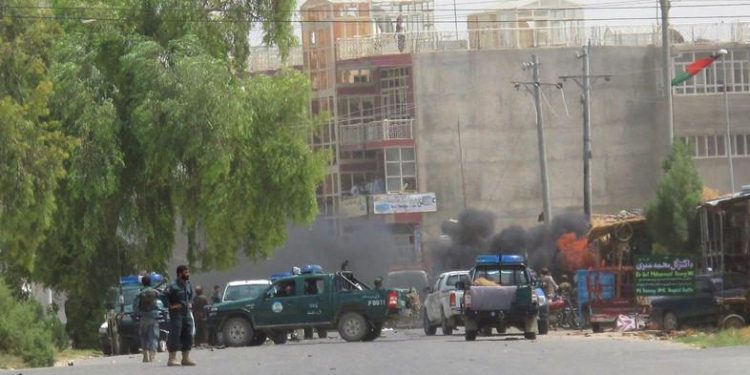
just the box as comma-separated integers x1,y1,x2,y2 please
549,292,580,330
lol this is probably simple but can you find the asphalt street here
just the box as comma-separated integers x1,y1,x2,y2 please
5,329,750,375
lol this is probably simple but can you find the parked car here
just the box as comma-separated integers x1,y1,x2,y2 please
222,280,271,303
208,271,405,346
650,273,749,331
423,271,470,335
457,254,539,341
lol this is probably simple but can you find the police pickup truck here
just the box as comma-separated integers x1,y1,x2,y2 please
457,254,539,341
208,271,404,345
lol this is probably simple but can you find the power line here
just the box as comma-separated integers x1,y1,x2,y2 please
8,13,750,24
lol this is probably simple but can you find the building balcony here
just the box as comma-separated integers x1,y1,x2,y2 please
339,119,414,149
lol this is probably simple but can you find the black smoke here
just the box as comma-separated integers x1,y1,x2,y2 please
429,209,589,275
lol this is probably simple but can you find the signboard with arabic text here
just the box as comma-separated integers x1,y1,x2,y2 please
634,256,696,296
372,193,437,215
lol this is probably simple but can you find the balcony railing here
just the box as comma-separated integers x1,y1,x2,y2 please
340,119,414,146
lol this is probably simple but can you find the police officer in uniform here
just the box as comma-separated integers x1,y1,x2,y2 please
166,265,195,366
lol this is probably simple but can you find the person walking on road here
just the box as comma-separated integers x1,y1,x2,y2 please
192,285,209,347
167,265,196,366
133,275,160,363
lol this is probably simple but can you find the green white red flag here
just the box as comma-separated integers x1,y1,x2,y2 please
671,51,724,86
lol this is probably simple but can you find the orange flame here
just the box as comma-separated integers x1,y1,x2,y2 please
556,232,594,271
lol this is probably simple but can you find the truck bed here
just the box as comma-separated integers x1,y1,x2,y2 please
469,286,518,311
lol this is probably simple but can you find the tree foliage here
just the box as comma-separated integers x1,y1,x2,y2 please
0,1,75,282
0,0,324,348
646,141,703,254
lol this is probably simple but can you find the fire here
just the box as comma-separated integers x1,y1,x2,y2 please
556,232,594,271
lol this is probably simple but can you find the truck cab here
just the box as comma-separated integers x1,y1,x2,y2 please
208,271,404,346
459,254,539,341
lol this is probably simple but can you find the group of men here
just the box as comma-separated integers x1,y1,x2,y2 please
132,265,209,367
539,268,573,299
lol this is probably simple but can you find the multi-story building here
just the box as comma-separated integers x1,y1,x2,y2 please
260,1,750,270
298,0,437,266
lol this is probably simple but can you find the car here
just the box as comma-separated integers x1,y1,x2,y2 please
423,270,470,335
650,273,749,332
222,280,271,303
384,269,430,302
208,271,405,346
457,254,539,341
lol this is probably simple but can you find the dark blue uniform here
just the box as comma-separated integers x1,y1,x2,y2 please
166,280,194,352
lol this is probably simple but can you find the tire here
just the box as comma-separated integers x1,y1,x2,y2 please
524,331,537,340
250,333,267,346
591,323,603,333
496,323,507,335
317,328,328,339
222,317,253,347
480,326,493,336
362,323,383,342
338,312,368,342
465,329,477,341
538,318,549,335
662,312,678,333
422,309,437,336
720,314,745,330
271,331,288,345
100,338,113,356
303,327,314,340
441,311,453,336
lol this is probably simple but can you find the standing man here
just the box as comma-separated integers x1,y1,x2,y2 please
210,285,222,304
166,265,195,366
133,275,160,363
192,285,209,347
540,268,558,299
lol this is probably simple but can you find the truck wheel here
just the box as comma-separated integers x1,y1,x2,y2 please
250,332,267,346
480,326,493,336
591,323,603,333
496,323,507,334
538,318,549,335
662,312,678,332
338,312,368,342
720,314,745,330
422,309,437,336
362,323,383,342
303,327,314,340
222,317,253,347
317,328,328,339
524,331,537,340
271,331,288,345
441,311,453,335
465,329,477,341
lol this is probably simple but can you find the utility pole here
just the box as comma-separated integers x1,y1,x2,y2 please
452,0,459,38
560,41,610,218
721,50,736,193
457,118,468,209
660,0,674,144
515,55,555,225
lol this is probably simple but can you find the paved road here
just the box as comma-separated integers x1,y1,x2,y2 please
6,330,749,375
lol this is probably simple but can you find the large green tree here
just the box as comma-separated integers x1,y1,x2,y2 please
0,1,74,291
21,0,325,347
646,141,703,254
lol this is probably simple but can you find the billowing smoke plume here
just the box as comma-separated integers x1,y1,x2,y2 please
175,218,405,290
429,209,590,275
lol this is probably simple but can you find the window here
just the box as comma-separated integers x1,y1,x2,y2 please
337,69,372,85
444,274,471,290
380,68,410,119
674,50,750,95
682,133,750,158
272,280,296,298
385,147,417,193
304,278,325,295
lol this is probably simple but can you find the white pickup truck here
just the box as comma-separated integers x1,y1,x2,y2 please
422,271,471,335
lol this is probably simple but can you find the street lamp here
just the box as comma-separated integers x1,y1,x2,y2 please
718,48,736,193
